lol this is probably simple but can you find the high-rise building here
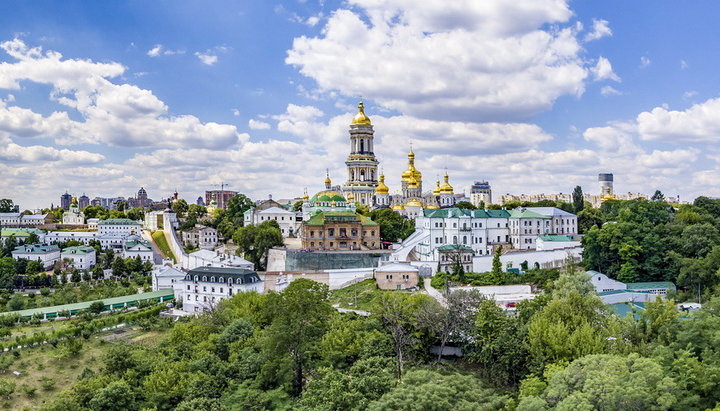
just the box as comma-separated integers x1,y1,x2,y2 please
598,173,614,199
60,192,72,211
470,181,492,207
137,187,148,208
78,194,90,210
196,196,205,206
343,102,379,207
205,190,237,209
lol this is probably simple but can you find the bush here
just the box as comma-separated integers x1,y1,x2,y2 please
22,384,36,397
39,377,56,390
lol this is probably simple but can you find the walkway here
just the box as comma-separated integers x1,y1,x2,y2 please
424,278,448,307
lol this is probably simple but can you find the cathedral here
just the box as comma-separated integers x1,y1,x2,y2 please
339,102,456,214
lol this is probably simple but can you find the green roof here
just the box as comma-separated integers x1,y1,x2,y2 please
98,218,141,225
1,228,45,236
1,230,31,237
609,302,645,318
598,289,651,296
422,208,510,219
12,244,59,254
508,208,552,219
310,190,346,203
305,212,378,226
437,244,473,252
626,281,676,291
539,235,575,242
1,289,174,318
61,245,95,255
125,240,152,249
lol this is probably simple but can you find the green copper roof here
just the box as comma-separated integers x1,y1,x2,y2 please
539,235,575,242
437,244,473,252
98,218,142,225
626,281,676,291
61,245,95,255
508,208,552,219
310,190,346,203
125,240,152,249
422,208,511,219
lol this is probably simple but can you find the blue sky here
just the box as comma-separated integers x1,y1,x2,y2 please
0,0,718,209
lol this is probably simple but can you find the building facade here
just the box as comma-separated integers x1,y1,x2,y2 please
470,181,492,207
61,246,96,270
182,249,254,271
374,262,419,290
175,266,262,313
12,244,61,269
122,238,154,262
181,225,218,250
205,190,237,210
61,198,85,225
301,211,381,251
342,102,379,207
438,244,474,274
244,199,301,237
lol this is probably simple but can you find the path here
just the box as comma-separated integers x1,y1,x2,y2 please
424,278,448,307
142,229,165,264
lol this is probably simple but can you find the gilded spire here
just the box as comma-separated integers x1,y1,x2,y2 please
440,171,454,194
324,169,332,189
433,178,441,195
401,146,422,182
351,101,371,125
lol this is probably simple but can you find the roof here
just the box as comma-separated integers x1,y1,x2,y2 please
539,235,578,242
597,289,651,296
154,266,185,277
626,281,676,291
61,246,95,255
609,302,646,318
524,207,576,217
437,244,474,252
188,249,253,266
0,228,45,235
184,266,260,284
12,244,60,254
0,289,174,318
98,218,142,225
376,262,419,273
1,230,31,237
508,208,552,219
258,207,294,214
0,212,21,218
422,208,511,219
311,190,346,203
304,211,378,226
124,240,152,250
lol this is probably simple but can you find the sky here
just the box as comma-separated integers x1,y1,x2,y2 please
1,0,719,209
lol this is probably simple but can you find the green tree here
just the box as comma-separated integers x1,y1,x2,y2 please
518,354,678,410
264,279,334,396
0,257,17,289
293,200,304,212
366,209,415,243
367,369,507,410
651,189,665,202
25,260,44,275
115,200,128,212
171,199,189,217
88,301,105,315
125,208,145,221
572,185,584,213
0,199,14,213
225,194,255,227
111,257,126,277
577,206,604,233
232,220,283,271
455,201,475,210
490,246,503,283
25,233,40,244
88,380,138,411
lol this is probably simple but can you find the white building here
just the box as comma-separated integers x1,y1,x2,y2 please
122,237,154,262
144,209,179,231
589,271,676,295
61,245,96,270
509,207,578,250
0,213,52,227
181,225,218,250
12,244,61,269
536,234,582,251
87,218,100,230
244,203,300,237
61,202,85,226
175,266,263,313
45,231,98,245
98,218,142,250
182,249,254,271
152,265,186,291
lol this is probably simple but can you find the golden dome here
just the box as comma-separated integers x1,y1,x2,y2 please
406,199,424,207
302,194,309,201
401,150,422,182
347,192,355,201
71,196,78,205
440,173,454,194
432,179,441,195
375,174,389,194
324,174,332,188
392,204,405,211
407,175,419,189
426,204,439,209
351,102,371,125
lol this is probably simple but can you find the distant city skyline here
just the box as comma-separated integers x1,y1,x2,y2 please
0,0,717,209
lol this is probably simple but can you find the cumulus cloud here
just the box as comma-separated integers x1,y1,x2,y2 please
195,51,218,65
592,57,621,82
248,119,271,130
286,0,601,122
636,97,720,143
147,44,184,57
600,85,622,96
0,39,244,149
584,19,612,42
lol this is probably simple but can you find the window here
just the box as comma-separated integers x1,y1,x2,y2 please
186,285,190,290
202,276,207,282
203,286,207,292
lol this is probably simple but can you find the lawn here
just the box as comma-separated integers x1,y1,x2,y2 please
151,230,177,263
0,326,168,410
329,279,384,311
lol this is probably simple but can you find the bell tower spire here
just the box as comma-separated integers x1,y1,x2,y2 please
344,101,379,207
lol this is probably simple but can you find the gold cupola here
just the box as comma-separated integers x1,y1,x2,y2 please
401,149,422,182
375,174,389,194
405,198,424,208
347,192,355,202
432,179,441,195
407,174,419,189
440,172,454,194
324,171,332,189
351,101,371,125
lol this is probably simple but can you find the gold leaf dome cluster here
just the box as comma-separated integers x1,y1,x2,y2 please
405,198,424,207
401,150,422,183
439,173,454,194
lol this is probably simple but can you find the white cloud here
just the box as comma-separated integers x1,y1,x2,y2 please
195,52,218,65
600,85,622,96
248,119,271,130
147,45,162,57
232,109,240,116
147,44,185,57
592,57,620,82
0,39,244,149
640,56,651,68
680,60,689,70
286,0,603,122
584,19,612,42
682,90,698,100
637,97,720,143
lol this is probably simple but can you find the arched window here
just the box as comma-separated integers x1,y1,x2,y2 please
228,278,233,285
219,277,224,283
202,276,207,282
360,139,365,152
194,275,199,281
210,276,215,282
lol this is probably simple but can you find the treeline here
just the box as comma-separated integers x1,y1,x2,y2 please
583,197,720,299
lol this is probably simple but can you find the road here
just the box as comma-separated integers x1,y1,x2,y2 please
141,229,164,264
